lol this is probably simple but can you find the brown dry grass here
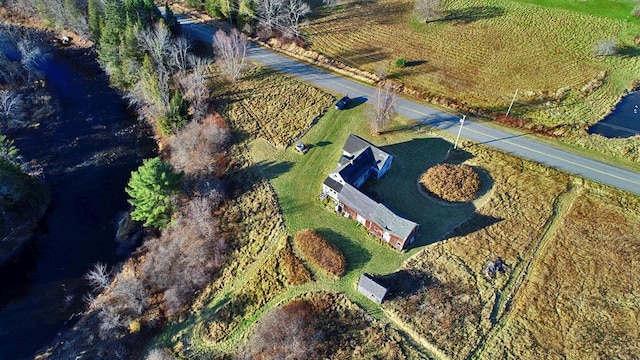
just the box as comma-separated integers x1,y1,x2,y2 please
212,65,334,148
280,237,313,286
420,163,481,202
242,292,428,359
386,143,572,358
477,184,640,359
294,228,347,278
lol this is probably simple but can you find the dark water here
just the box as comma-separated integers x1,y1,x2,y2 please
0,48,156,359
588,91,640,138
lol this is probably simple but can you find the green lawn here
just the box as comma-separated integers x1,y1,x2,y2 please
248,103,478,311
511,0,640,22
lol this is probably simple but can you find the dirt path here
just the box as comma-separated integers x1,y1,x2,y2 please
384,309,453,360
467,181,580,359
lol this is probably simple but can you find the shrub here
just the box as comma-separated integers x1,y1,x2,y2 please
294,229,346,278
593,38,619,56
420,163,481,202
394,57,406,67
241,300,323,360
632,4,640,18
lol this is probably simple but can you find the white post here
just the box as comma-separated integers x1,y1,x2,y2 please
454,115,466,150
506,89,518,117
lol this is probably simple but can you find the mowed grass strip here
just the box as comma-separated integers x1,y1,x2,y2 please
510,0,640,22
305,0,640,128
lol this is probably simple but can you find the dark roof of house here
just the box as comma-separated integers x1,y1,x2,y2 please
338,183,418,241
337,147,375,184
358,273,388,301
343,134,391,171
323,177,343,193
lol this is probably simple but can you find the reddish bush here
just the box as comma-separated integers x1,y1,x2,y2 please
241,300,322,359
420,163,481,203
495,114,528,128
294,229,346,278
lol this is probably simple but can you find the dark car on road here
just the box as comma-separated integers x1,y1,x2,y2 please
335,96,351,110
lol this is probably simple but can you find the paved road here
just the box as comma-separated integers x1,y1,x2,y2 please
179,16,640,196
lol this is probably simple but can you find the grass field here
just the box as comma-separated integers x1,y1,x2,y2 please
304,0,640,161
384,141,572,358
154,65,640,359
211,65,335,148
475,184,640,359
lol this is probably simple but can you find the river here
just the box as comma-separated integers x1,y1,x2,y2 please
0,46,156,359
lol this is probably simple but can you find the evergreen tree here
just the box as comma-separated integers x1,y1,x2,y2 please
205,0,224,18
126,157,182,229
0,134,23,171
158,91,189,136
119,20,143,87
125,0,161,28
139,54,162,106
98,0,126,86
238,0,256,28
88,0,104,40
163,3,181,35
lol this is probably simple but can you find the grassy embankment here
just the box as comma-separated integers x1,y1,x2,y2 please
304,0,640,163
155,63,640,359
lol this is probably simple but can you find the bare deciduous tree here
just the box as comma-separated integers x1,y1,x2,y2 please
178,56,211,120
18,38,47,83
98,307,123,336
368,82,398,135
213,29,249,83
138,23,173,71
169,36,191,74
0,90,25,128
111,271,148,316
5,0,38,16
84,262,111,293
169,117,230,176
284,0,310,37
139,195,228,319
0,54,25,89
256,0,285,35
414,0,442,23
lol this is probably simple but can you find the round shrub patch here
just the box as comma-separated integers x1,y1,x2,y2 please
420,163,481,203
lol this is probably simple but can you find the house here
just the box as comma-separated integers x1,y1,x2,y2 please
322,134,419,250
358,273,389,304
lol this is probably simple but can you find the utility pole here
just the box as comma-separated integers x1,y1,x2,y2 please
454,115,466,150
506,89,518,117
